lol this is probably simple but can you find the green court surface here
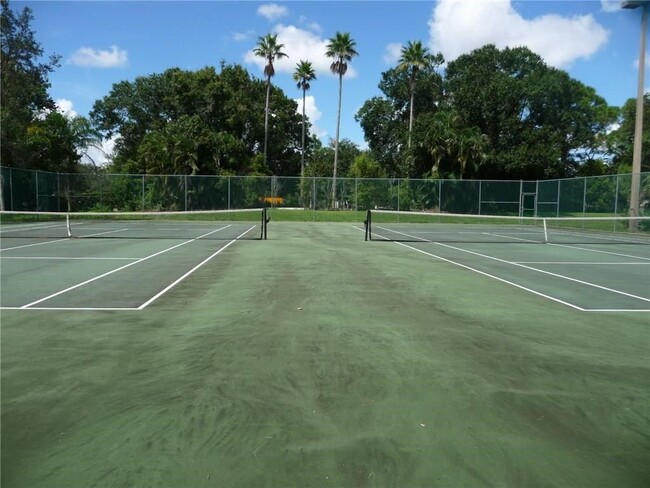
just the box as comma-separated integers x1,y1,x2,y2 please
1,222,649,487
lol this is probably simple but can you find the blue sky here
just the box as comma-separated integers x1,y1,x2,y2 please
18,0,650,158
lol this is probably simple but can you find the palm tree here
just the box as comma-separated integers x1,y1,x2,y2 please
69,116,108,169
293,61,317,181
397,41,434,149
326,31,358,207
253,34,288,168
456,129,488,179
425,110,460,177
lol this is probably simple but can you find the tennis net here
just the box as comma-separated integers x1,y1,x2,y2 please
0,208,268,241
364,209,650,245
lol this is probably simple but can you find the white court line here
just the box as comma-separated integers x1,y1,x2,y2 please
548,242,650,261
138,225,256,309
378,225,649,303
75,228,130,238
515,261,649,265
435,241,650,303
584,309,649,313
0,227,130,252
370,227,584,310
19,225,233,309
1,256,139,261
373,226,648,312
1,237,70,252
1,224,253,311
0,307,140,311
0,222,66,234
483,232,540,243
392,240,586,311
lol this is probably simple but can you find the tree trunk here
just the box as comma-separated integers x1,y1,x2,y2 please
301,87,306,206
408,78,415,149
332,73,343,208
264,77,271,167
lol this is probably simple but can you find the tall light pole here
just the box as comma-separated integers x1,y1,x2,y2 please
623,1,648,230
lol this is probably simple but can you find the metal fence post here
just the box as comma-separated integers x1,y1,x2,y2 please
614,175,620,217
397,178,400,212
35,170,39,211
9,167,14,211
582,177,587,217
184,174,188,211
142,175,145,211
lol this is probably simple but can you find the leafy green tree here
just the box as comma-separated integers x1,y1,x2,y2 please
0,0,67,169
356,62,444,177
253,34,288,168
608,94,650,173
23,112,78,172
293,60,316,182
356,97,405,176
416,109,488,179
445,44,617,179
348,152,386,178
326,31,358,204
90,65,302,176
348,152,388,211
456,127,489,178
304,138,360,178
304,137,333,177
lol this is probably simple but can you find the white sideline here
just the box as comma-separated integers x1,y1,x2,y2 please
1,256,139,261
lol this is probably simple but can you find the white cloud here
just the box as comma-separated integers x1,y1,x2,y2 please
294,95,326,140
429,0,609,69
244,24,358,78
55,98,78,119
232,31,253,42
68,45,128,68
383,43,402,65
601,0,623,13
257,3,288,21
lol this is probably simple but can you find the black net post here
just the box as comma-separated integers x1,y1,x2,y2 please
364,209,372,241
263,207,269,240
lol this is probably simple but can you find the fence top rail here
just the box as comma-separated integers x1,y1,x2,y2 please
1,165,648,184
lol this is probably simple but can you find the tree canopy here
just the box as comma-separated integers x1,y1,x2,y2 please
90,64,304,176
357,44,621,180
1,0,101,172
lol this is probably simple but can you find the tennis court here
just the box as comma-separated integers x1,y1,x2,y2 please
1,215,649,487
365,210,650,313
0,210,267,310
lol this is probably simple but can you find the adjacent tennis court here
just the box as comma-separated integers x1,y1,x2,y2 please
0,209,267,310
1,215,649,487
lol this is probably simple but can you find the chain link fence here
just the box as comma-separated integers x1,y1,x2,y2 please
1,166,648,218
